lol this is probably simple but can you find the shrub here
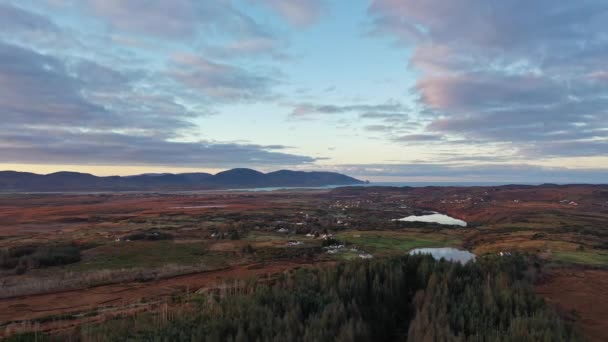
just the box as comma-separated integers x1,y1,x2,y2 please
125,230,173,241
229,230,240,240
29,245,81,268
532,233,546,240
322,238,341,247
15,259,28,275
0,244,81,273
241,244,255,254
9,245,37,258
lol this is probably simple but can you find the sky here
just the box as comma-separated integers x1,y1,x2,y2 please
0,0,607,183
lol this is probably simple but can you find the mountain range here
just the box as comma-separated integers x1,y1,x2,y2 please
0,168,365,192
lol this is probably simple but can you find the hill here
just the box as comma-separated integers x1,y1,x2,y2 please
0,169,363,192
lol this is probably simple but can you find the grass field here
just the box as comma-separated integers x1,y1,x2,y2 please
335,231,462,256
245,231,293,242
552,250,608,266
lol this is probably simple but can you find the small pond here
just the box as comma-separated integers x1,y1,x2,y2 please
396,213,467,227
409,247,476,264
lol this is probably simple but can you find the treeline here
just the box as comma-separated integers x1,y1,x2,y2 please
13,255,578,341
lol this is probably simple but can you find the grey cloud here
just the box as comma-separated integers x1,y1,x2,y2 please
0,2,58,33
369,0,608,60
85,0,267,39
288,101,417,139
0,41,108,127
290,102,406,118
0,128,316,167
392,134,443,142
364,125,392,132
0,42,195,133
168,54,276,102
432,154,514,163
201,37,289,60
0,41,315,167
369,0,608,159
519,140,608,158
72,59,135,91
416,73,565,112
251,0,326,27
359,112,408,122
0,1,320,169
43,0,287,62
337,163,608,183
0,3,81,50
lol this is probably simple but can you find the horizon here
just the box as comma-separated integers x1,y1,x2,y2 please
1,167,606,185
1,1,607,183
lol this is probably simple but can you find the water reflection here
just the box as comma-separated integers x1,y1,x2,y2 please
409,247,476,264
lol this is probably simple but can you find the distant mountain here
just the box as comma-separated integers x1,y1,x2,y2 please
213,168,267,186
0,169,363,192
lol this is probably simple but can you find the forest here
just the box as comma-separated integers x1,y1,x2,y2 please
10,254,578,342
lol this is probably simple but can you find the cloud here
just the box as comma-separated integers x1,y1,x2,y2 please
252,0,326,27
52,0,285,59
416,73,564,112
0,42,108,128
0,42,198,134
392,134,443,142
364,125,392,132
588,71,608,82
87,0,199,37
288,101,423,140
168,53,276,101
202,37,289,60
84,0,268,39
0,3,58,33
359,112,408,122
369,0,608,159
0,41,314,167
0,128,316,167
289,101,407,118
369,0,608,54
336,163,608,183
0,3,76,49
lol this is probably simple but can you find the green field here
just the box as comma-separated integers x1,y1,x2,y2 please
335,231,461,256
245,231,293,242
552,250,608,266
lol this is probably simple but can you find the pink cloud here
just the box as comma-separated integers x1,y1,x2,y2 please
88,0,199,37
416,73,562,111
254,0,325,27
588,71,608,81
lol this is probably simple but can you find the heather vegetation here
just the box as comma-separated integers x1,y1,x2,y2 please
123,230,174,241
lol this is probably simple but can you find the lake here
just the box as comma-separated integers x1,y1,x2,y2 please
395,213,467,227
409,247,476,264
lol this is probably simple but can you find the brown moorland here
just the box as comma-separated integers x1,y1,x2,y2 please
1,184,607,340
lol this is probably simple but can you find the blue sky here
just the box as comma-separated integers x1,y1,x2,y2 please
1,0,607,182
